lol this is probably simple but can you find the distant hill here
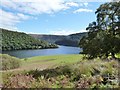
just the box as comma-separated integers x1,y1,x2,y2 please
1,28,58,51
55,39,78,47
29,34,66,43
30,32,87,47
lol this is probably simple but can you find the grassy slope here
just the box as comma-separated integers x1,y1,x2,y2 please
17,54,83,71
2,54,119,88
3,53,120,71
1,54,82,85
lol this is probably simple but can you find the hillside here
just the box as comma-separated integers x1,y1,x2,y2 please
30,32,87,47
55,39,78,47
1,28,58,51
29,34,66,43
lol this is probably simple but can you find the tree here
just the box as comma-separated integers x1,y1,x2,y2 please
79,1,120,59
95,1,120,58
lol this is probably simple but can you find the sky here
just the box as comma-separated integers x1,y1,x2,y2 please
0,0,112,35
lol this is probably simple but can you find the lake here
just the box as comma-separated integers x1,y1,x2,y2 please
2,46,81,58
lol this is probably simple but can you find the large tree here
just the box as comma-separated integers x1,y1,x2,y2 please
79,1,120,59
95,1,120,58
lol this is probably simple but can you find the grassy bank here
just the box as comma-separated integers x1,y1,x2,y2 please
1,54,120,88
20,54,83,71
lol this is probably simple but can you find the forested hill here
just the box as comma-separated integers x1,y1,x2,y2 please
29,34,66,43
1,28,58,51
30,32,87,47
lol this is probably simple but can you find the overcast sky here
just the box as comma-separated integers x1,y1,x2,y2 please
0,0,109,35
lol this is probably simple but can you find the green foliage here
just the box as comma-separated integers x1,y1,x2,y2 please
0,54,21,70
1,28,58,51
79,2,120,59
2,58,119,88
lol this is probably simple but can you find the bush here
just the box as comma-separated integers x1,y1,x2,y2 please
3,73,35,88
2,58,119,88
0,54,21,70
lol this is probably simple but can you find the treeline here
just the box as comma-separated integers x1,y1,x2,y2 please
79,2,120,59
1,28,58,51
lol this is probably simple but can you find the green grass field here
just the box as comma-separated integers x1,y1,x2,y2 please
20,54,83,71
1,53,120,72
18,53,120,71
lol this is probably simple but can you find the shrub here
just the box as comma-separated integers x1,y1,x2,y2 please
2,57,119,88
3,73,35,88
0,54,21,70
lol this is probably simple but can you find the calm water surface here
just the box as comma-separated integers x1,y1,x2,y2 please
2,46,81,58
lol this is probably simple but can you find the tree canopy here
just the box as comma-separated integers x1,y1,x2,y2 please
79,1,120,59
1,28,58,51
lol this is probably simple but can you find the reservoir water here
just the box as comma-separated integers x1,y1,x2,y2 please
2,46,81,58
